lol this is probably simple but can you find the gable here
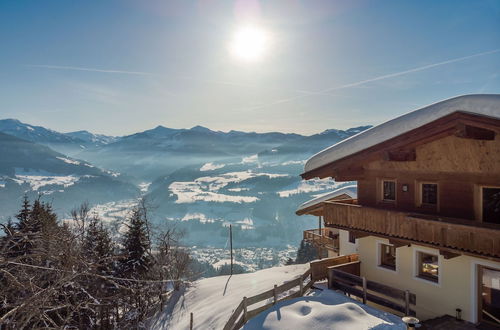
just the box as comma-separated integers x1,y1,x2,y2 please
302,111,500,180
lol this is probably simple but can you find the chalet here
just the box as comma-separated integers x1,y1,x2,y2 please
296,94,500,326
298,186,356,258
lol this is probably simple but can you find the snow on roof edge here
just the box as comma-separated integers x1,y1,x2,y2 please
304,94,500,174
297,185,357,213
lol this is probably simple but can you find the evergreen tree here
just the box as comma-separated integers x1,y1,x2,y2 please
15,195,30,230
295,240,318,264
2,218,15,236
83,215,114,274
120,206,151,278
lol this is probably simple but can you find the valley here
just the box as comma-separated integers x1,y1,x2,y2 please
0,118,369,271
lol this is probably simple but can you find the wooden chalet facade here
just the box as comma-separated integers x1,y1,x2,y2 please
296,95,500,326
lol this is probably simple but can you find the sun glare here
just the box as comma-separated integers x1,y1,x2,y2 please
230,25,269,62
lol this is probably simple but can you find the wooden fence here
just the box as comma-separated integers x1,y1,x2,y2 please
310,254,359,281
223,268,313,330
328,268,416,316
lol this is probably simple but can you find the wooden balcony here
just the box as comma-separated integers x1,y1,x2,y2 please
303,228,339,252
323,201,500,261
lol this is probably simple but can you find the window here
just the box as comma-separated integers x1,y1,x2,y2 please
417,252,439,282
348,231,356,244
483,187,500,224
383,180,396,201
379,244,396,270
421,183,438,205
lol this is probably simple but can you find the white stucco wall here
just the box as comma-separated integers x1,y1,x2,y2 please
357,236,500,323
339,229,357,256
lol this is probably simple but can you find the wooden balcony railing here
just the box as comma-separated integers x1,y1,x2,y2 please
303,228,339,252
323,201,500,260
310,254,359,281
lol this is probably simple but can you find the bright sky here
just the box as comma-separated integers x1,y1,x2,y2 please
0,0,499,136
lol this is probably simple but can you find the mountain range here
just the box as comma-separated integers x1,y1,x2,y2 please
0,118,371,248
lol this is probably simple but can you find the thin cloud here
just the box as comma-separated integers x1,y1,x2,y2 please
244,48,500,111
25,64,153,76
26,64,335,96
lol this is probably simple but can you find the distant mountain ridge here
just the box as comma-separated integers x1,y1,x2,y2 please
65,130,118,146
0,118,372,180
0,131,138,216
0,119,83,144
0,119,371,249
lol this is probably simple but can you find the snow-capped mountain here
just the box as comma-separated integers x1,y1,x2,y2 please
0,132,139,216
0,119,370,249
77,125,305,180
258,126,372,162
0,119,82,145
65,130,118,146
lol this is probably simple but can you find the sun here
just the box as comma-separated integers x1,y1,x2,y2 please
229,25,270,62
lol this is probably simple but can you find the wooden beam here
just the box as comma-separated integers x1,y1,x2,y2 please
440,250,461,260
389,239,410,248
455,123,495,140
351,230,371,239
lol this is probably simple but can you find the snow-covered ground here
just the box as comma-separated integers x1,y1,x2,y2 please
150,265,405,330
244,288,405,330
88,199,137,223
200,162,226,171
149,264,309,330
12,168,83,191
169,171,288,204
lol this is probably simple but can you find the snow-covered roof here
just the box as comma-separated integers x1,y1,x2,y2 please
304,94,500,174
297,185,357,214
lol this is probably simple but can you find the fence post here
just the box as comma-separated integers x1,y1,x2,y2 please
405,290,410,316
362,277,367,305
243,297,248,322
273,285,278,304
299,276,304,296
190,312,193,330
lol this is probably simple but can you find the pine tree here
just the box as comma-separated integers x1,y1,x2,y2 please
2,218,15,236
295,239,318,264
120,206,151,278
83,215,114,274
16,195,34,232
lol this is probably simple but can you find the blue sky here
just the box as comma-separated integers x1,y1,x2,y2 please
0,0,499,135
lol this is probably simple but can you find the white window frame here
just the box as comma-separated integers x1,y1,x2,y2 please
412,246,441,287
376,240,397,273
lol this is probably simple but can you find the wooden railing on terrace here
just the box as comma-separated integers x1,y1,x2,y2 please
303,228,339,251
328,268,416,316
310,254,359,281
323,201,500,259
223,268,313,330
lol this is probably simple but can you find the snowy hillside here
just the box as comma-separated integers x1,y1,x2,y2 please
150,264,405,330
0,119,367,261
0,132,139,217
150,264,309,329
